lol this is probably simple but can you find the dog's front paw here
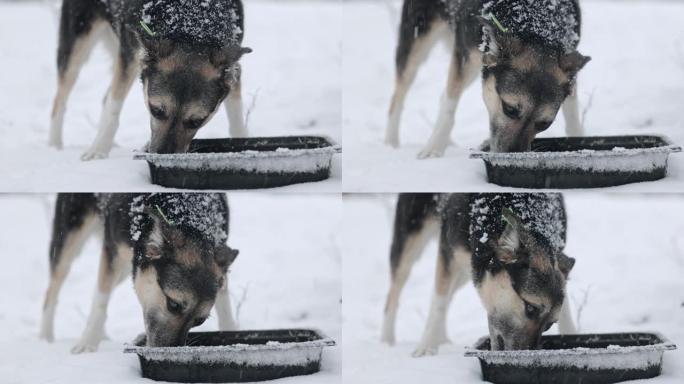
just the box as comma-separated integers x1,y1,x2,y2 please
39,329,54,343
411,345,439,357
380,333,395,346
417,147,446,159
384,135,400,148
81,149,109,161
71,340,99,354
48,139,63,150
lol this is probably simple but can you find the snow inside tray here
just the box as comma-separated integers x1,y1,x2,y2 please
134,136,341,189
124,329,335,383
465,333,677,384
470,135,682,189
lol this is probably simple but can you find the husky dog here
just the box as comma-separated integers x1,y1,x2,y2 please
39,193,239,353
386,0,591,157
381,193,576,356
49,0,252,159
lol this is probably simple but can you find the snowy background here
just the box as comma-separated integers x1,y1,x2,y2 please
0,0,341,192
0,193,341,383
343,193,684,383
343,0,684,192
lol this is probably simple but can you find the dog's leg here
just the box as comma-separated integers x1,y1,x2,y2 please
215,275,238,330
413,246,471,357
82,35,139,161
224,65,248,137
382,195,439,345
40,209,98,342
71,244,131,353
562,82,583,136
558,293,577,334
418,50,480,159
49,20,106,149
386,19,447,148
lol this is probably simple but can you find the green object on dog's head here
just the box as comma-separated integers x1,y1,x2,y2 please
140,20,156,37
502,207,515,226
489,13,508,33
155,205,174,225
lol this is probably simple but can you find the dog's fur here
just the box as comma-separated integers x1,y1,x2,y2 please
40,193,239,353
386,0,591,157
49,0,251,159
381,193,576,356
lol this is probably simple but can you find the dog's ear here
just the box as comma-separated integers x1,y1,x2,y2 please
139,36,175,59
478,16,522,69
560,51,591,78
210,46,252,69
210,46,252,87
496,208,523,264
215,244,239,271
557,253,576,278
145,215,167,261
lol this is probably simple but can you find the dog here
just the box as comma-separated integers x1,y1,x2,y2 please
386,0,591,157
381,193,576,356
49,0,252,159
39,193,239,353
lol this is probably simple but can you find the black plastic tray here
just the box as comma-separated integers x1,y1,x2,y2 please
470,135,681,189
465,333,676,384
134,136,341,190
124,329,335,383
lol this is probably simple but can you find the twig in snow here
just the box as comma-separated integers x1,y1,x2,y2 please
244,88,260,132
572,286,591,332
580,88,595,130
671,233,684,268
232,283,250,327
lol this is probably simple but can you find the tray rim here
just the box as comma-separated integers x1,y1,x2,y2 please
133,135,342,163
464,332,677,359
123,328,336,356
470,135,682,161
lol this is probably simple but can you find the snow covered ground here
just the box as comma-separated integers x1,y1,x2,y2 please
0,0,341,192
343,194,684,383
343,0,684,192
0,194,341,383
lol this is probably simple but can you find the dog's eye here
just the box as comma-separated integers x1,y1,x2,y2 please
184,118,205,130
535,121,552,132
502,101,521,120
150,105,167,120
524,301,541,319
166,297,184,314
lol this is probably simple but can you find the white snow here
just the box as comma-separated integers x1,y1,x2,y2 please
343,194,684,383
473,146,679,173
343,0,684,192
128,193,229,245
0,0,341,192
137,144,339,173
0,194,341,383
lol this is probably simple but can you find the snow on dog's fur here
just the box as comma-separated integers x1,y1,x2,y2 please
382,193,576,356
40,193,238,353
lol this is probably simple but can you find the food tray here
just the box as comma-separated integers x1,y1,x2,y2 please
134,136,341,190
464,332,676,384
124,329,336,382
470,135,681,189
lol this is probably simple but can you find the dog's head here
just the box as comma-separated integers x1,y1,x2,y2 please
139,39,251,153
477,208,575,350
479,18,590,152
133,215,238,347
